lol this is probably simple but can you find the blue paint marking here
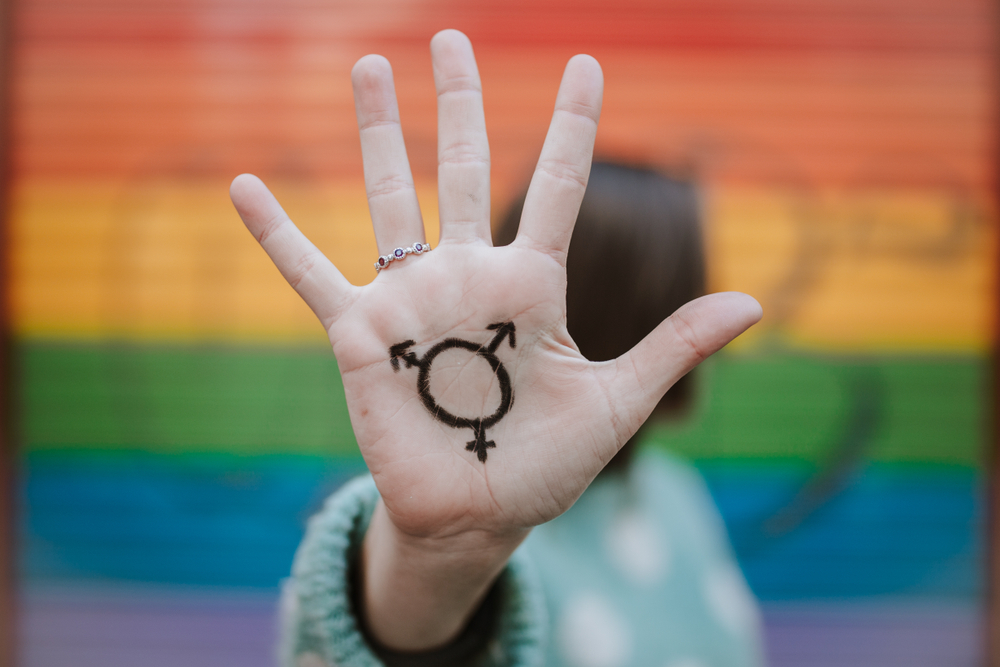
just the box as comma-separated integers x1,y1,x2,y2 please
20,453,365,589
701,464,983,599
20,454,983,599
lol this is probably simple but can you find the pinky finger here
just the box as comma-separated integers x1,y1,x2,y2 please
230,174,354,330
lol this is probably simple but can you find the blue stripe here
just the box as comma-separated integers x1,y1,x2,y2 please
21,453,983,598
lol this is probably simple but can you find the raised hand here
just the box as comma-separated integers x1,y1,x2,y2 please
230,30,761,652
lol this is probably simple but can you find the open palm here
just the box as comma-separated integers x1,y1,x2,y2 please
230,31,761,545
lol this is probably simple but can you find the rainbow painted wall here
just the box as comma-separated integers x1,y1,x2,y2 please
11,1,996,665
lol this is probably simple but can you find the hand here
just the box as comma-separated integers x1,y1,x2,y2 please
231,30,761,652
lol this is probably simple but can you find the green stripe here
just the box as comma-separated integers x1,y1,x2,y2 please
20,342,985,465
20,342,356,455
651,353,984,466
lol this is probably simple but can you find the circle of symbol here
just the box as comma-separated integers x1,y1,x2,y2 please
415,339,513,431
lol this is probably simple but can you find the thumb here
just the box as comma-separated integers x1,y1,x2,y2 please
601,291,762,440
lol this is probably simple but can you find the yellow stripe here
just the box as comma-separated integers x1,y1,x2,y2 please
708,187,996,352
11,178,438,343
10,179,995,350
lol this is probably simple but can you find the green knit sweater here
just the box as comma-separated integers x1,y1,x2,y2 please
280,451,764,667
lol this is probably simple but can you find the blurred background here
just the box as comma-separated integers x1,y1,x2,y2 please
2,0,996,665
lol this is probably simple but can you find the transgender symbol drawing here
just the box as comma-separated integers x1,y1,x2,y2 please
389,322,516,463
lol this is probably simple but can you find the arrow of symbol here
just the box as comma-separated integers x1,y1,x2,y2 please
486,321,516,353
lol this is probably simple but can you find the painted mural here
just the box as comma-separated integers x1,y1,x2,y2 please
11,0,994,664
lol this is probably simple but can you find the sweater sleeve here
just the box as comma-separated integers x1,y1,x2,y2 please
278,475,548,667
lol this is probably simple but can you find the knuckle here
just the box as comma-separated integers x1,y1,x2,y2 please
556,99,600,124
437,75,482,97
438,142,489,167
367,174,415,200
537,159,589,190
358,116,399,132
256,211,288,245
286,250,320,290
670,312,708,364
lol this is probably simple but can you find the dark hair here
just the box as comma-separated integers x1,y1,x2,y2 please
494,161,706,470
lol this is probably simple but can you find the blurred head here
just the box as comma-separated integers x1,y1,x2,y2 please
495,161,706,469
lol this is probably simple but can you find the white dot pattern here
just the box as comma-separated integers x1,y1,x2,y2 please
663,660,709,667
606,509,671,586
557,592,633,667
703,564,760,637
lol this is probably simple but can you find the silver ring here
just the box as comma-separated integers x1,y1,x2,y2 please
375,242,431,272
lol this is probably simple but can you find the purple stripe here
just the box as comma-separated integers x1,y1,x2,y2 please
19,584,982,666
20,584,278,667
764,601,981,667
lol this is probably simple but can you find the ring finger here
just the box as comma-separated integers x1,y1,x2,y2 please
352,54,427,259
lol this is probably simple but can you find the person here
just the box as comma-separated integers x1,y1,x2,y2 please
229,29,764,667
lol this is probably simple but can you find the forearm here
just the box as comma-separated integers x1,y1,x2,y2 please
361,500,530,652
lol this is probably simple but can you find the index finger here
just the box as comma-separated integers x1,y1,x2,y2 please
514,55,603,266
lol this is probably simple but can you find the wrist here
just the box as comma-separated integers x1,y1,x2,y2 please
360,500,529,651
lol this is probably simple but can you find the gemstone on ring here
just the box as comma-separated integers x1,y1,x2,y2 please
375,242,431,272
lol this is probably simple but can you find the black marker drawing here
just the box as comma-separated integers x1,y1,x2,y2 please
390,322,516,463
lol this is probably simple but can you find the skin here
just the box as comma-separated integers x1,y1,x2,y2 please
230,29,762,653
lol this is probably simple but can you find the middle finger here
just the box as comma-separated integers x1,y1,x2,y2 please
431,30,492,245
